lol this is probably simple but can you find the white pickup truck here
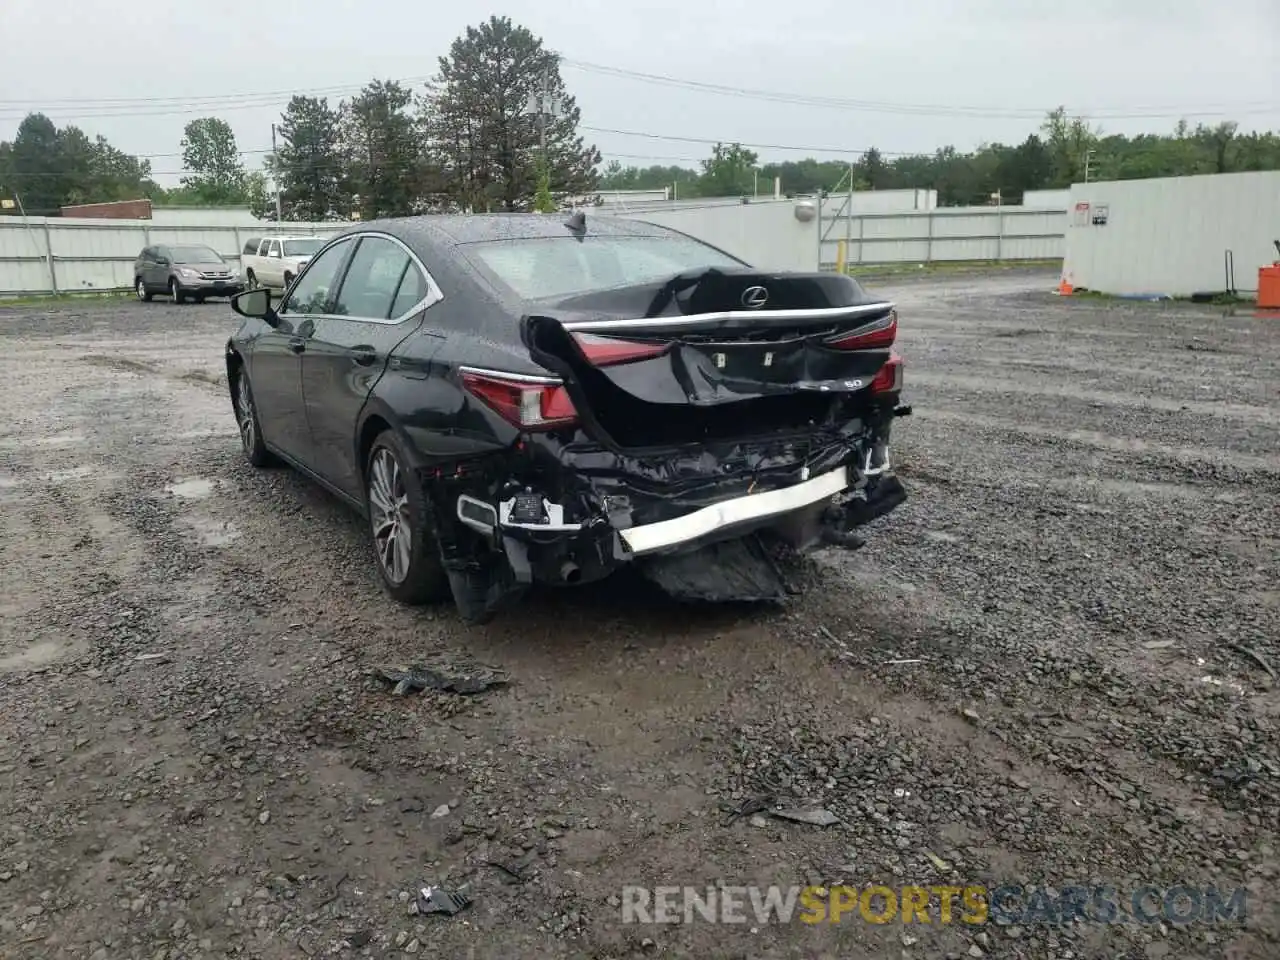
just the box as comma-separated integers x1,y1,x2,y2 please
239,235,328,290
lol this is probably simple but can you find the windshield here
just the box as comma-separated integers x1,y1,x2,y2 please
169,245,224,264
464,235,746,301
283,238,325,257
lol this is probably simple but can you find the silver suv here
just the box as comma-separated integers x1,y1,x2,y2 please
133,244,244,304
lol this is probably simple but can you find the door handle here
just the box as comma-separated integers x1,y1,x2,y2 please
350,346,377,366
287,337,306,355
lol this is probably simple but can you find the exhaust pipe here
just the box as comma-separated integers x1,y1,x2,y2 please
560,561,582,585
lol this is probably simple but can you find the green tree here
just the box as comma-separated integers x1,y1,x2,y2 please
1041,107,1100,187
425,16,599,212
341,80,422,219
532,158,556,212
270,95,348,220
244,172,272,220
180,117,246,204
7,113,64,214
599,161,700,196
699,142,758,197
859,147,889,190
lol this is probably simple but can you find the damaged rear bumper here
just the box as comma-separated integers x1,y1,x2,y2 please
431,419,907,619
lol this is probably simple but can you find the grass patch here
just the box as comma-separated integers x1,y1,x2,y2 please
840,258,1062,279
0,290,132,309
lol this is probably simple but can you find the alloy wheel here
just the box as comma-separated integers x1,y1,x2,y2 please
135,277,146,300
368,448,411,585
237,375,256,455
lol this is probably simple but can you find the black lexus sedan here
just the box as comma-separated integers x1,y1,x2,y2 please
225,213,910,622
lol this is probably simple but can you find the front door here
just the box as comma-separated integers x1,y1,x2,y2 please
250,237,356,465
301,235,437,500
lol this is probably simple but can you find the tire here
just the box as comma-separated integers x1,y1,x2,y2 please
246,269,258,289
233,367,272,467
283,271,294,291
135,276,152,302
169,278,186,304
365,430,449,605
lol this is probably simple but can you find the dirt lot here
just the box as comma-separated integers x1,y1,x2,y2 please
1,271,1277,960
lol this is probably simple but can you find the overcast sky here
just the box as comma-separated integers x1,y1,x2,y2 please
2,0,1277,186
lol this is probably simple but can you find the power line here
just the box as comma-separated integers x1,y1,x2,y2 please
1,60,1273,124
560,58,1279,121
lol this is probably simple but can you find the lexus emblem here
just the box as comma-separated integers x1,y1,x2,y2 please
740,285,769,309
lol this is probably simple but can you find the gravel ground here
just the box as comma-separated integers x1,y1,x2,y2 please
1,273,1277,960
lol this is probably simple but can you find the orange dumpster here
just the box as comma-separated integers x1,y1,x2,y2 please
1260,264,1280,309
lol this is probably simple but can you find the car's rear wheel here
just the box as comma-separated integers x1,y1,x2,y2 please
366,431,448,605
233,368,271,467
135,277,152,302
169,278,186,304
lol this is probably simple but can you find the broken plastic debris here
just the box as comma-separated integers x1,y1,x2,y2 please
771,808,840,827
417,885,472,917
720,794,775,827
376,663,509,696
923,849,951,871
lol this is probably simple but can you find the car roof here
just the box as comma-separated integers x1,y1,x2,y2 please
338,213,679,248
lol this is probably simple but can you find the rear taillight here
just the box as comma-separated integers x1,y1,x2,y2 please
460,371,578,430
869,352,904,394
825,309,898,350
571,332,670,366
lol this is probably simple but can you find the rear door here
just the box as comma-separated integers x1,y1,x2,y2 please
261,239,281,288
301,233,438,500
248,236,357,465
146,246,169,288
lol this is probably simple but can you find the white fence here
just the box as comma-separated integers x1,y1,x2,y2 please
818,205,1066,267
0,202,1068,297
0,218,343,297
1064,171,1280,296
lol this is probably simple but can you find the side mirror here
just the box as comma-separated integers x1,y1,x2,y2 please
155,257,170,266
231,288,278,326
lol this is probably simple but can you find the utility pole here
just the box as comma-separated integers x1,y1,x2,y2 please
270,123,283,222
525,66,563,167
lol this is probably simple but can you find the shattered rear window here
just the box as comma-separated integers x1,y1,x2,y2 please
464,236,745,301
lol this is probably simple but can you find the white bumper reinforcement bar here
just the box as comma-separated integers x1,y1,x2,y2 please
619,466,850,557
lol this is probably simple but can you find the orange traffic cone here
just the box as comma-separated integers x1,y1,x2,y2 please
1057,273,1074,296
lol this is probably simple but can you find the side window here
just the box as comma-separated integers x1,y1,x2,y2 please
330,237,412,320
389,263,428,319
267,239,282,258
282,239,352,315
141,246,156,260
243,238,260,255
257,239,270,256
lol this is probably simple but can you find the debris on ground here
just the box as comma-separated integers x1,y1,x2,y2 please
417,886,473,917
922,849,952,871
719,794,775,827
375,662,510,696
770,808,841,827
1227,642,1277,681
